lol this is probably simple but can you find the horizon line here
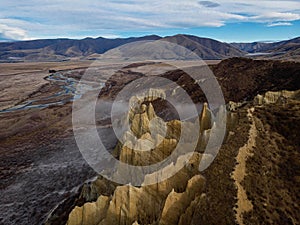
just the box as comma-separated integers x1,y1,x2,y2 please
1,33,299,44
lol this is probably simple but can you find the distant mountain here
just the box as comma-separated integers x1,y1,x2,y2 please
1,34,299,62
264,37,300,53
0,35,161,61
231,37,300,60
230,42,270,53
0,34,246,62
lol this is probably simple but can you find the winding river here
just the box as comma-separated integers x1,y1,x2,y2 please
0,72,102,114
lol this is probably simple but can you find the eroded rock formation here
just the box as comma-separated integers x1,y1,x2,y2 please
254,90,300,105
65,91,219,225
66,151,207,225
62,89,300,225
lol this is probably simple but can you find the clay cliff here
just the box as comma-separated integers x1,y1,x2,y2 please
64,92,213,225
57,88,300,225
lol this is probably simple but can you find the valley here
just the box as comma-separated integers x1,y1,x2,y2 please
0,57,299,224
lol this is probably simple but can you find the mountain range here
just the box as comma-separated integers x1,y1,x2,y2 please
232,36,300,60
0,34,299,62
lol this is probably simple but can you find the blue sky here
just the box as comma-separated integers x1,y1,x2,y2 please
0,0,300,42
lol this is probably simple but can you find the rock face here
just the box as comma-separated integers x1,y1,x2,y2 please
66,196,110,225
254,90,300,105
199,103,212,133
66,92,217,225
66,152,206,225
118,101,179,166
160,175,205,225
113,91,215,165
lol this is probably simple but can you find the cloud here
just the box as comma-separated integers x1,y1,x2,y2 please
252,12,300,22
198,1,220,8
0,24,28,40
267,22,293,27
0,0,299,40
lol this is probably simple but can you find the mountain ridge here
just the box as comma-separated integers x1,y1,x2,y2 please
0,34,299,62
0,34,245,61
232,36,300,60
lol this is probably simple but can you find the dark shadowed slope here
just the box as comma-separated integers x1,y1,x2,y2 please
155,58,300,104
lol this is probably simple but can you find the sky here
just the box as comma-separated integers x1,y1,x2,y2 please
0,0,300,42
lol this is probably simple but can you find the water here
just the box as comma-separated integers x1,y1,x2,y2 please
0,72,103,114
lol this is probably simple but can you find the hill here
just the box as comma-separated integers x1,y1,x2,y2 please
0,34,245,62
161,34,245,59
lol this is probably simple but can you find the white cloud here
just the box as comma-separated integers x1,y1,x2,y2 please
0,23,28,40
0,0,299,40
252,12,300,22
267,22,293,27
